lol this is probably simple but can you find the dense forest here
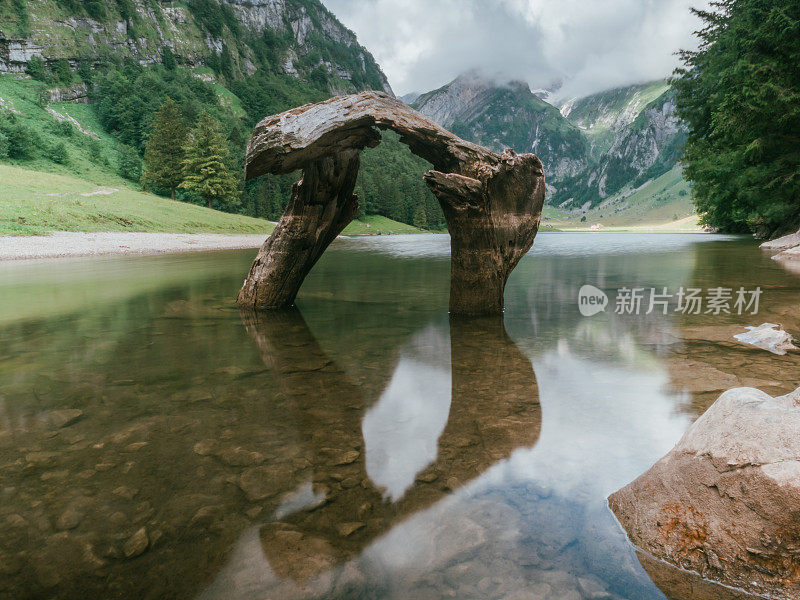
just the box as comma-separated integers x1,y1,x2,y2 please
674,0,800,236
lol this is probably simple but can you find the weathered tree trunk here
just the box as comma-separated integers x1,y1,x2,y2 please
237,150,361,310
425,152,545,314
237,91,545,315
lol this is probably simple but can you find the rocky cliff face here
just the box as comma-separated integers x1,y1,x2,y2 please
412,72,588,182
553,89,687,208
560,81,672,158
0,0,392,96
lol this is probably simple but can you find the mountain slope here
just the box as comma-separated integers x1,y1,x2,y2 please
411,73,689,218
412,71,588,181
0,0,455,231
0,0,392,96
552,87,687,209
560,80,671,159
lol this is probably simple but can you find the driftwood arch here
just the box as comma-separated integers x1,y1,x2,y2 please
237,91,546,315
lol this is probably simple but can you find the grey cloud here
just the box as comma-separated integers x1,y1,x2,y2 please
321,0,711,99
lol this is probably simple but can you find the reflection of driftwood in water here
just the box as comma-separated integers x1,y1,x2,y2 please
240,309,541,583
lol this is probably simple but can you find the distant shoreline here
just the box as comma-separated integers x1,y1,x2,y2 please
0,229,726,262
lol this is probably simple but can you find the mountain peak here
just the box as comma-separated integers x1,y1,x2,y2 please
411,71,588,182
412,71,537,128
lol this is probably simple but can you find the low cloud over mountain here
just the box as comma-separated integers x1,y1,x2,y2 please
321,0,711,99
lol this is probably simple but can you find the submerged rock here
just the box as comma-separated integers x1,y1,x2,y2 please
56,508,83,531
774,245,800,270
609,386,800,599
238,465,284,501
123,527,149,559
335,522,365,537
733,323,797,355
46,409,83,429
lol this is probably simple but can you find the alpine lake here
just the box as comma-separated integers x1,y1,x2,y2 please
1,232,799,600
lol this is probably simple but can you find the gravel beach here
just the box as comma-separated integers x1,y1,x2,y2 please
0,232,269,261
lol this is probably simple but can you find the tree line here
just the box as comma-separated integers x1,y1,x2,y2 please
674,0,800,236
80,58,443,229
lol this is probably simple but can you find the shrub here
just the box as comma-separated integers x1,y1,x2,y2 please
26,56,48,82
46,142,70,165
52,59,73,85
0,115,41,160
86,138,106,165
118,144,142,181
77,60,94,83
49,120,75,138
161,46,176,71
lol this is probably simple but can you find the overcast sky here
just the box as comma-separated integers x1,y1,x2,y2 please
320,0,712,100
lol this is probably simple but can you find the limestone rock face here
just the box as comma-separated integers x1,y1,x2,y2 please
239,91,546,315
609,386,800,600
0,0,392,97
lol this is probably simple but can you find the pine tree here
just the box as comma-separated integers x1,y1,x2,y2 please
141,98,188,201
412,203,427,229
180,112,240,210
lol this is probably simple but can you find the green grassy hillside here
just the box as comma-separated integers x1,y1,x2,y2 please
0,0,451,232
0,71,431,234
543,166,699,231
0,163,422,236
341,215,425,235
562,80,672,157
0,75,131,185
0,164,274,235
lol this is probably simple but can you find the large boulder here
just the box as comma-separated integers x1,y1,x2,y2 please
609,386,800,599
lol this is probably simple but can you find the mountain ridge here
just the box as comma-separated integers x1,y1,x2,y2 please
412,71,588,182
0,2,689,230
412,72,687,212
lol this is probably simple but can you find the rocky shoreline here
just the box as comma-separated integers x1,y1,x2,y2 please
761,228,800,265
